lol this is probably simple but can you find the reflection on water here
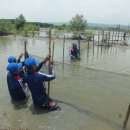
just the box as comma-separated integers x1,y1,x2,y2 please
0,36,130,129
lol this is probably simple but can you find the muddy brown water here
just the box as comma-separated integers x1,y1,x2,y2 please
0,36,130,130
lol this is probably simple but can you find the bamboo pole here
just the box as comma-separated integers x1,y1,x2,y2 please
121,32,122,42
88,36,89,48
48,29,51,96
116,25,118,44
62,35,65,70
108,31,111,47
24,41,27,60
87,35,89,59
93,35,94,55
117,24,120,43
52,41,54,60
123,104,130,129
112,28,114,45
78,34,80,58
98,30,99,46
106,34,107,47
101,29,104,53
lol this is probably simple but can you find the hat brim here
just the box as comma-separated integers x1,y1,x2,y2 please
35,59,40,64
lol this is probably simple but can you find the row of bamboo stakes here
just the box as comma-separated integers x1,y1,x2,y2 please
24,28,130,129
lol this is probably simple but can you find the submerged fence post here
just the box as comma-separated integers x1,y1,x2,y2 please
93,35,94,55
123,104,130,129
78,34,81,58
108,31,110,46
48,29,51,96
62,35,65,71
117,24,120,43
101,29,104,53
112,28,114,45
115,25,118,44
98,30,100,46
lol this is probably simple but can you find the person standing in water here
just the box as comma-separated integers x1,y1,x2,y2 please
7,62,28,101
24,56,59,110
123,32,127,40
69,42,80,60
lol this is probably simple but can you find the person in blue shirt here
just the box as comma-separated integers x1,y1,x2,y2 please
123,32,127,40
8,52,29,85
24,57,59,110
7,63,28,101
69,42,80,60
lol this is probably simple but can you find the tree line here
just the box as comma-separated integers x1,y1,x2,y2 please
0,14,91,39
0,14,54,36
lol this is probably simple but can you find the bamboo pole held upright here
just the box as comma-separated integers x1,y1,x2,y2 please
52,41,54,60
123,104,130,129
48,29,51,96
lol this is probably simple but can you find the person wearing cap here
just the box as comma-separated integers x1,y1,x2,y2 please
8,52,29,84
69,42,80,60
123,32,127,40
8,53,24,63
7,62,28,101
24,56,58,110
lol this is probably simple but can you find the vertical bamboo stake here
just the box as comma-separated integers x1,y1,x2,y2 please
115,25,118,44
123,104,130,129
88,35,89,47
98,30,99,46
112,28,114,45
48,29,51,96
52,41,54,60
108,31,111,47
86,35,89,59
24,41,27,60
97,46,99,58
78,34,80,58
121,31,122,42
117,24,120,43
93,35,94,55
106,34,108,47
62,35,65,71
101,29,104,53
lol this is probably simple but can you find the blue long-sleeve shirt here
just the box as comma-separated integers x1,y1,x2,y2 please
24,66,55,105
7,72,27,101
69,47,79,58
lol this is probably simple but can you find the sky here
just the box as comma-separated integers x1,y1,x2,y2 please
0,0,130,25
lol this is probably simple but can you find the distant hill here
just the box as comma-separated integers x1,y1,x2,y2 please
48,22,128,29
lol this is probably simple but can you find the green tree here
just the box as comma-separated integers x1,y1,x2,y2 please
0,19,8,35
84,30,94,41
23,26,28,37
70,14,87,32
54,29,60,37
15,14,26,30
71,29,79,39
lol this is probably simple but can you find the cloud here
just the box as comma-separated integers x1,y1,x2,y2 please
0,0,130,25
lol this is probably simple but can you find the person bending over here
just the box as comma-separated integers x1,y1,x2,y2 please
7,63,28,101
24,57,59,110
8,51,29,84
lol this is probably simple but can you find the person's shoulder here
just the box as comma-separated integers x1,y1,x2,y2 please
7,72,11,76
